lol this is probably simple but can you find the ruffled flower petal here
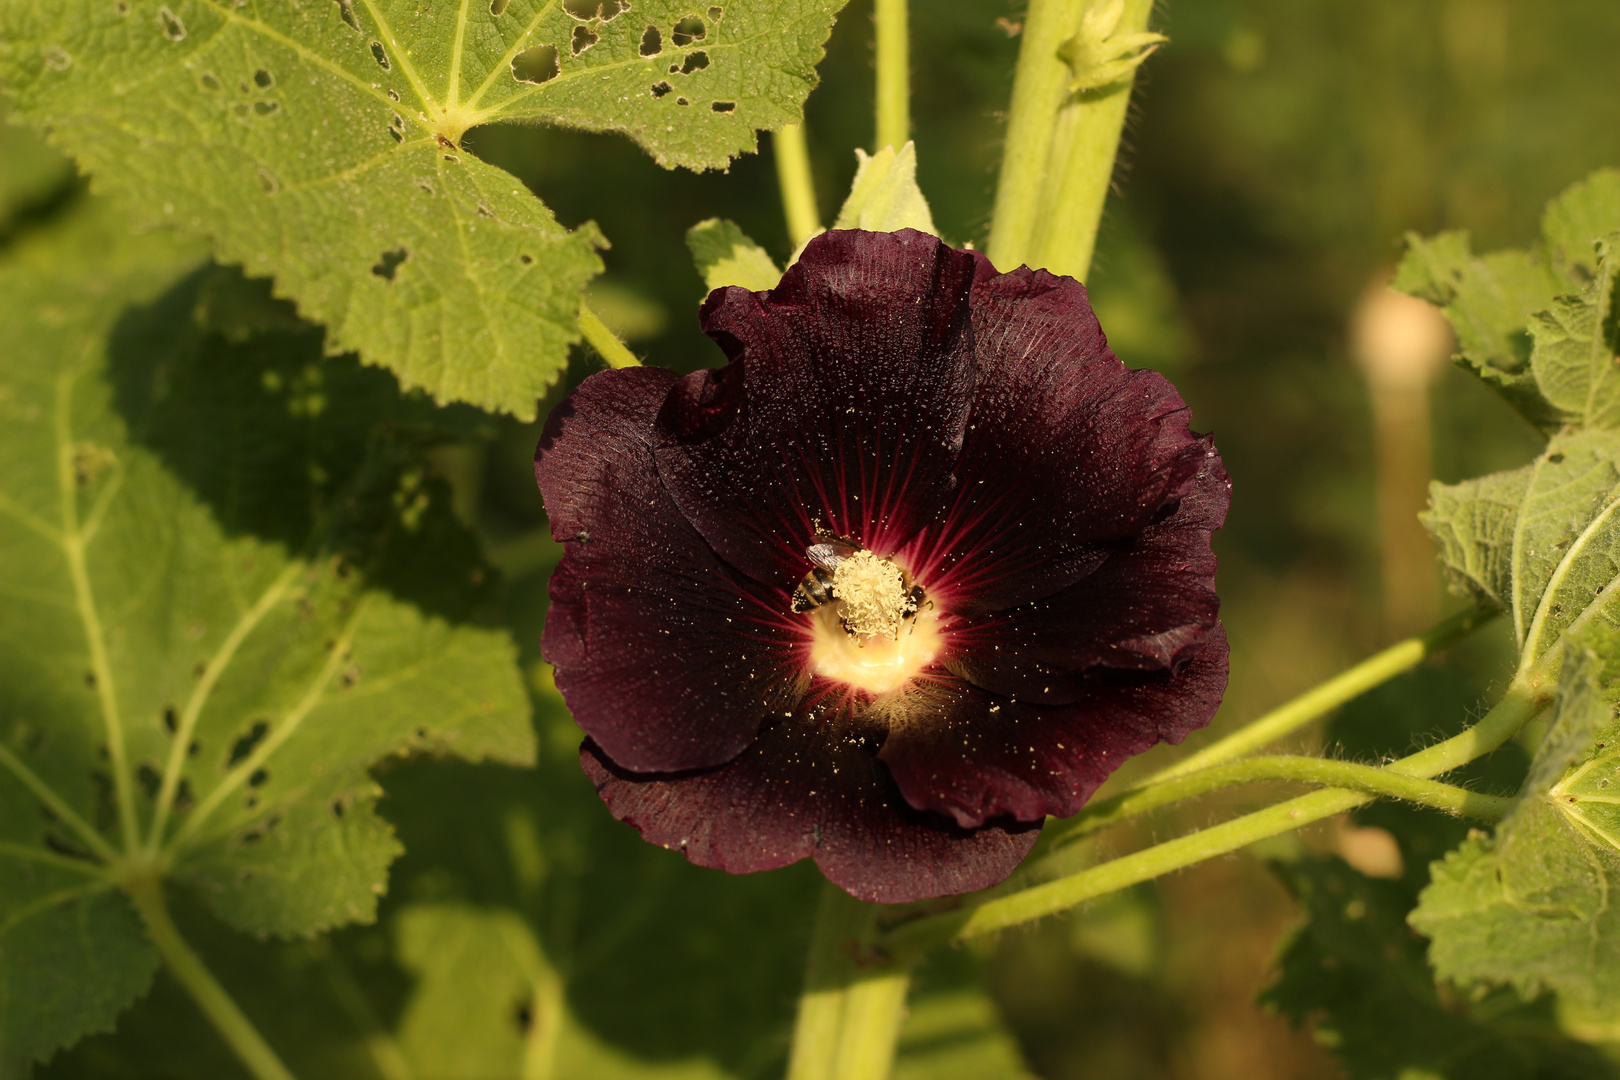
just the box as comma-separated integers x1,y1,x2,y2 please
536,367,808,773
653,230,988,591
580,688,1040,903
877,626,1230,828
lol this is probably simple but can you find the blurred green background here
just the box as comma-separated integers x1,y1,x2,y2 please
9,0,1620,1077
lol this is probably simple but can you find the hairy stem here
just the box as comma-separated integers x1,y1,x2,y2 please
774,124,821,248
1050,754,1514,848
787,882,912,1080
1028,0,1156,280
881,678,1550,956
577,302,639,369
873,0,909,151
1151,604,1498,783
987,0,1083,271
125,875,298,1080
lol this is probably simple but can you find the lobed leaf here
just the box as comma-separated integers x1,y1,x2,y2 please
0,202,532,1067
0,0,847,417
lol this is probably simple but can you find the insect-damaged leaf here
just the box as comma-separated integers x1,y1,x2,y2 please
0,0,847,417
0,204,531,1069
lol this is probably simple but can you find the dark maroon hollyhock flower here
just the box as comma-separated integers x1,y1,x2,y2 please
535,229,1229,904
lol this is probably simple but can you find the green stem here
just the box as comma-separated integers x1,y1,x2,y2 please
577,301,639,369
873,0,909,151
126,875,298,1080
1151,605,1498,784
1028,0,1155,280
1050,754,1513,848
986,0,1082,271
880,678,1550,957
787,882,912,1080
774,124,821,248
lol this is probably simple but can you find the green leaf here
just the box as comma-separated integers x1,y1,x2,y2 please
0,202,531,1064
1423,428,1620,679
892,949,1039,1080
0,0,848,416
830,142,938,236
686,218,781,292
1263,854,1615,1080
1411,647,1620,1020
1394,169,1620,432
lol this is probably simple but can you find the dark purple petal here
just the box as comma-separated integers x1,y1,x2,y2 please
942,444,1229,703
877,626,1230,828
654,230,989,592
536,367,809,773
580,688,1040,903
897,268,1213,616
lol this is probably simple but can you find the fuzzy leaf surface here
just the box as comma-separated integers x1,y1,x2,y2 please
686,218,781,292
1411,648,1620,1018
0,0,846,416
0,204,532,1067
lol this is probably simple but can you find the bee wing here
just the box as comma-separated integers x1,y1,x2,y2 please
806,542,857,572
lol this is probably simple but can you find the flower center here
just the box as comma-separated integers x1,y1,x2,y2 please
807,552,940,696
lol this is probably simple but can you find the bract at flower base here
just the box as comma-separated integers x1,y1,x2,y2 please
535,229,1230,903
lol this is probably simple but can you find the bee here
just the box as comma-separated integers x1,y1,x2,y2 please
789,532,928,619
791,533,860,613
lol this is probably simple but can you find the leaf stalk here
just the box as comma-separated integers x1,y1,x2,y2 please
577,301,641,370
774,124,822,249
873,0,910,151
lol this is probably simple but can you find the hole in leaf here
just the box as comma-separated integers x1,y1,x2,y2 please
373,248,408,280
115,1,130,14
511,44,559,84
253,68,274,88
163,706,178,733
708,4,722,19
188,740,199,757
519,253,533,264
334,0,361,32
388,87,401,101
650,80,672,97
571,24,598,55
174,778,194,813
240,814,282,845
668,63,679,73
443,153,458,163
490,0,510,13
680,50,708,74
254,100,279,116
672,16,705,46
200,72,221,91
675,96,689,106
158,6,186,40
227,721,270,768
563,0,627,19
370,41,391,70
389,113,405,142
248,768,270,789
639,25,662,55
711,100,734,112
332,798,346,819
43,829,94,861
137,763,161,799
1549,452,1565,463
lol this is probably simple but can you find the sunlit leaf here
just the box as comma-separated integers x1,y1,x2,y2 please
686,218,781,292
0,0,848,416
831,142,938,237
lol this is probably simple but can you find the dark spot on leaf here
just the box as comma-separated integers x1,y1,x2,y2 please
193,661,208,678
115,1,130,14
85,671,97,689
253,69,274,89
416,727,430,740
227,721,270,768
389,113,405,142
233,102,251,119
163,706,178,733
254,100,279,116
680,50,708,74
676,96,689,106
511,43,559,85
372,248,408,280
436,132,456,149
639,25,662,55
43,830,95,860
370,41,391,70
174,778,194,812
240,814,282,845
188,740,200,757
342,664,362,687
571,24,599,55
417,180,434,195
515,1000,534,1032
708,5,723,19
651,80,672,97
519,253,533,265
200,72,221,92
563,0,626,19
334,0,361,32
476,202,495,218
388,87,401,101
259,168,279,195
490,0,510,13
332,798,346,818
443,153,459,162
248,768,270,789
137,763,161,799
158,6,185,40
1549,452,1565,463
711,100,734,112
672,16,705,46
